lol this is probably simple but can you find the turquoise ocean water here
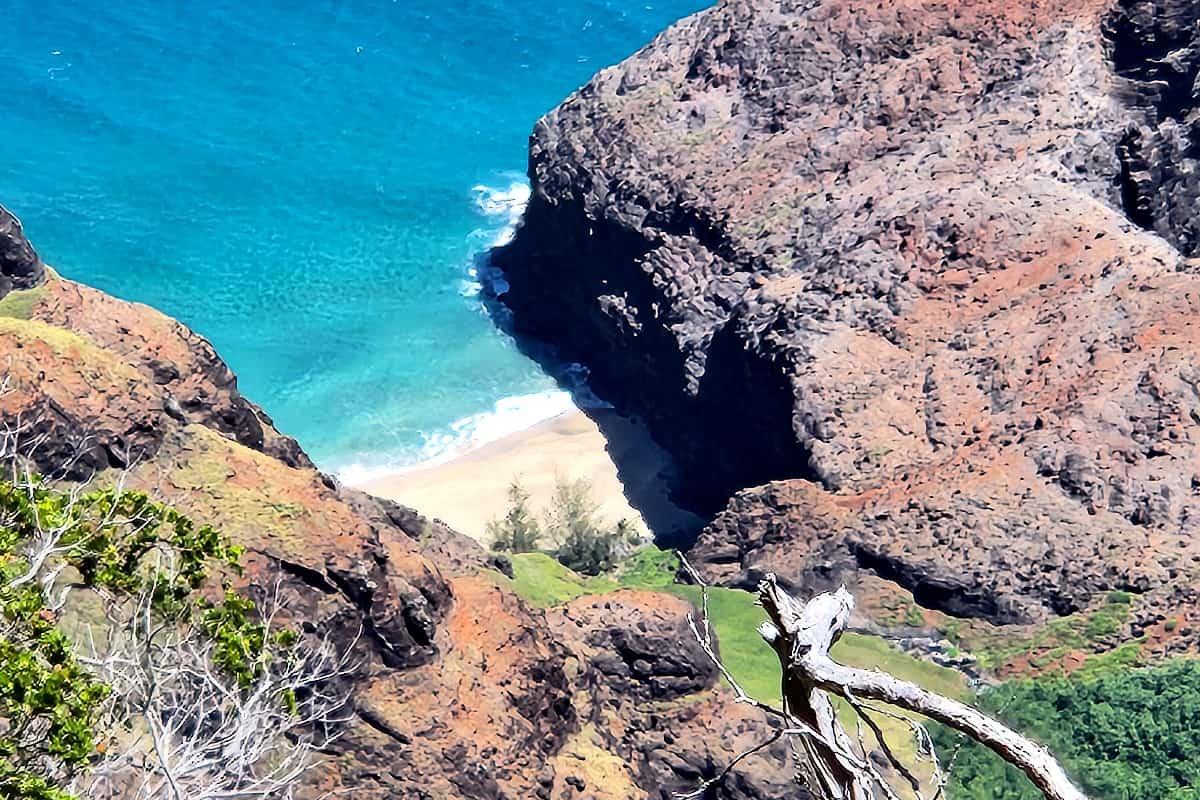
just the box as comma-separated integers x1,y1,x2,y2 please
0,0,707,478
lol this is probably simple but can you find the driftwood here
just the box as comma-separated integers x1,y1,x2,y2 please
755,575,1088,800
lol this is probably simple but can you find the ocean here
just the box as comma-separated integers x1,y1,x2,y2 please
0,0,708,479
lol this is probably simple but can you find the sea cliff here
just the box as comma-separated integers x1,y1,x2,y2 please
496,0,1200,646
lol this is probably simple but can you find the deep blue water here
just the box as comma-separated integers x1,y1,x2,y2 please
0,0,708,477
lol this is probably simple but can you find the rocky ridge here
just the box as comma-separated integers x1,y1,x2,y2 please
547,591,795,799
0,207,784,798
496,0,1200,638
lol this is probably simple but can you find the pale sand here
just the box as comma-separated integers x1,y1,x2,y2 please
353,409,703,545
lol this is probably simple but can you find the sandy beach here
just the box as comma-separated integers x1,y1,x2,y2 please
353,409,703,546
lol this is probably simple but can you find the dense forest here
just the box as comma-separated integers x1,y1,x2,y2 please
937,661,1200,800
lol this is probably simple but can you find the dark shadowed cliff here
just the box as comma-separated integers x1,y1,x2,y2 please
495,0,1200,641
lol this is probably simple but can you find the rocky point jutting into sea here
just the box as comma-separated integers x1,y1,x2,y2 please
496,0,1200,639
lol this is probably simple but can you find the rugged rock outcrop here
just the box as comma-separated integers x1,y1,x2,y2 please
0,243,783,796
0,263,582,797
496,0,1200,631
549,591,795,800
0,205,43,296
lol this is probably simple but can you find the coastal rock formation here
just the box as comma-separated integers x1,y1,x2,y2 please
497,0,1200,629
0,247,778,796
0,266,560,797
0,205,43,296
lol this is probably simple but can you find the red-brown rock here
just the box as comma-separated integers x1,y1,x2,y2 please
496,0,1200,632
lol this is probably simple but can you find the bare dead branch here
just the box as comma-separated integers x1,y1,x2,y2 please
679,547,1089,800
757,575,1088,800
0,409,353,800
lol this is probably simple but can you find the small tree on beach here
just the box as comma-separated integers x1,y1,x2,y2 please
487,480,542,554
545,477,636,576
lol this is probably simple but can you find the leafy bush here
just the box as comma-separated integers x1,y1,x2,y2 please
487,480,542,554
936,660,1200,800
0,476,300,799
545,477,636,576
488,476,639,576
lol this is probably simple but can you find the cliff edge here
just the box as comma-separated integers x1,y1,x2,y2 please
0,207,783,798
496,0,1200,636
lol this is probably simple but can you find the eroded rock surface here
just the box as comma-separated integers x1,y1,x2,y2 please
0,253,784,796
0,266,561,796
0,205,43,296
497,0,1200,633
549,591,795,800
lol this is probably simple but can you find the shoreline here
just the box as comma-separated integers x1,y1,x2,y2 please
350,408,704,546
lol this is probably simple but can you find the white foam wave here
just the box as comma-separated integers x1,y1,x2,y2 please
335,177,555,486
335,388,576,486
471,180,531,247
457,179,530,297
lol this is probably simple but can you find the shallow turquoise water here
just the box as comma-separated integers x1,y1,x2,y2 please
0,0,708,476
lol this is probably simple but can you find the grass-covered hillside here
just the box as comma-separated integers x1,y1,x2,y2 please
492,545,969,798
496,543,1200,800
491,545,970,705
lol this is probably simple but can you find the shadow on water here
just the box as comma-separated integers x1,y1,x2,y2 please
475,250,707,549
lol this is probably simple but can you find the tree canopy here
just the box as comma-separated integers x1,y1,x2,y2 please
0,475,317,799
937,660,1200,800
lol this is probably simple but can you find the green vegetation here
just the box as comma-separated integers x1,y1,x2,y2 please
497,545,967,708
487,480,542,554
968,590,1136,672
544,477,638,575
497,551,618,607
497,543,979,800
489,476,638,576
0,285,46,320
904,603,925,627
669,582,783,702
0,477,293,799
616,544,683,591
497,525,1168,800
936,660,1200,800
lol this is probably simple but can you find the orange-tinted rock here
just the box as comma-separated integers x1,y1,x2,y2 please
1,259,786,796
0,268,575,798
496,0,1200,635
330,576,576,799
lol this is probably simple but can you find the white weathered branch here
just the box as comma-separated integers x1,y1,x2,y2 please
80,575,357,800
757,575,1088,800
0,416,354,800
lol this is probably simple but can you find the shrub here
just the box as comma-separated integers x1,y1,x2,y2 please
487,480,542,553
0,474,340,799
545,477,637,576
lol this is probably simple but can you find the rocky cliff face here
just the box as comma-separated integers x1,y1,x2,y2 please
548,591,795,800
0,208,783,798
497,0,1200,631
0,204,43,295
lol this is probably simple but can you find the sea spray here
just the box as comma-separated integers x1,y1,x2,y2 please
460,179,531,298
